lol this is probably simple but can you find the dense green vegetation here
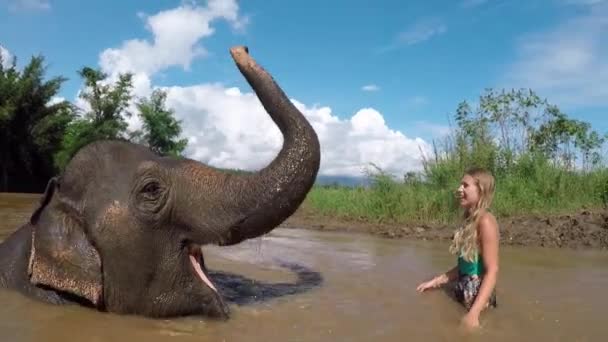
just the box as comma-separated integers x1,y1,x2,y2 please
0,53,187,192
305,89,608,224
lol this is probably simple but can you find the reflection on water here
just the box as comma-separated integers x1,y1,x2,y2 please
0,193,607,341
211,261,323,306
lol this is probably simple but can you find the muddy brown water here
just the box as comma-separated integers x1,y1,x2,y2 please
0,193,607,341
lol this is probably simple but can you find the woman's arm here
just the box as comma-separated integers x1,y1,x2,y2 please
416,265,459,292
466,213,499,317
439,265,460,284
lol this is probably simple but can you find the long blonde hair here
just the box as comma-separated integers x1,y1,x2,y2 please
449,167,495,262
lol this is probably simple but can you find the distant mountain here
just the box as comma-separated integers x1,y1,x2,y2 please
314,175,370,187
215,167,371,187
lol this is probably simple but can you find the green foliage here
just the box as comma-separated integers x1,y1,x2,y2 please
54,67,134,170
530,105,605,170
132,89,188,157
0,54,74,192
601,177,608,208
305,88,608,225
78,67,134,126
2,50,192,191
54,69,190,169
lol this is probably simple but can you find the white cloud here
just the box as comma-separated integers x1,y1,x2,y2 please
7,0,50,11
156,85,431,177
47,96,65,106
361,84,380,92
398,18,447,46
89,1,431,178
99,0,246,78
89,0,247,126
377,18,447,53
0,45,13,68
504,3,608,107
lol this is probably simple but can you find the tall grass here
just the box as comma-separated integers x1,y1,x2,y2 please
304,154,608,225
302,89,608,226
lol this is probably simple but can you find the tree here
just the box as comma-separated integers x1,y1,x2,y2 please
132,89,187,157
453,99,498,173
530,105,605,170
54,67,133,169
477,88,544,155
450,88,605,172
0,54,74,192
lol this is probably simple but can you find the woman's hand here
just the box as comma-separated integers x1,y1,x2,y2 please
417,266,458,293
416,278,439,292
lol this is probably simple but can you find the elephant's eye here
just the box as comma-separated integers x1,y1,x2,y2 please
141,181,162,199
143,182,160,194
133,167,169,217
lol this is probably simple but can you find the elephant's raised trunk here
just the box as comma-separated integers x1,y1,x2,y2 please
176,46,320,246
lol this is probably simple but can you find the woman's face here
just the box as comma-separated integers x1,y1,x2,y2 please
457,174,480,209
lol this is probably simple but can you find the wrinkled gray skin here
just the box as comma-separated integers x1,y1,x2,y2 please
0,46,320,319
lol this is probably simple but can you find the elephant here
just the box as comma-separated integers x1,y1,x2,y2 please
0,46,320,320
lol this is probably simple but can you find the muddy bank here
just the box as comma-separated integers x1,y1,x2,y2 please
280,207,608,250
3,192,607,250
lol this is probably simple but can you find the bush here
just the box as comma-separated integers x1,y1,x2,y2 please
304,88,607,224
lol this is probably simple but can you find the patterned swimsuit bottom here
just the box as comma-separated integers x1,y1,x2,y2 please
453,274,497,311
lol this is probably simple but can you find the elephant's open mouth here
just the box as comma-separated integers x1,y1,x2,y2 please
187,245,218,293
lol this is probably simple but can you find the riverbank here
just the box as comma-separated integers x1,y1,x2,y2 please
280,205,608,250
2,192,607,250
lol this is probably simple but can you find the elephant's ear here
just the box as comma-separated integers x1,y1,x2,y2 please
27,177,103,307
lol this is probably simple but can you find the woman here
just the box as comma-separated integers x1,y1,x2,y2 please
416,167,499,329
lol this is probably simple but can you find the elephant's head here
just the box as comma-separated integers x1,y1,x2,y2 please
25,46,320,319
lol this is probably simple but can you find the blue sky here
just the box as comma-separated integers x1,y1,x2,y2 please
1,0,606,177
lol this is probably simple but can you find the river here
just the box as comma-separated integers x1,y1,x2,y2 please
0,193,607,341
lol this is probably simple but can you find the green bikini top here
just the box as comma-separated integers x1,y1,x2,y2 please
458,254,485,276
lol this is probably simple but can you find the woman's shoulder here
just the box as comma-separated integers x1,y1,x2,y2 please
478,210,497,222
477,210,499,233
